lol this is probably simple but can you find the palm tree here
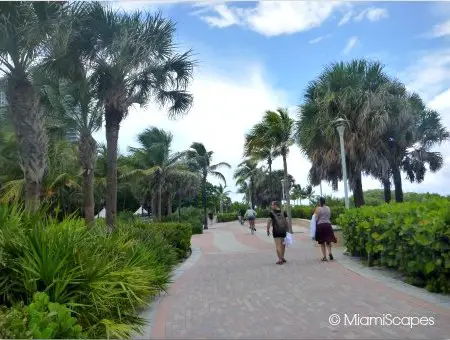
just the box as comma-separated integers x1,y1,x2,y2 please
244,124,279,202
233,159,260,209
259,108,295,222
215,184,231,213
0,2,65,211
79,3,195,229
368,83,449,202
39,73,102,225
297,60,392,207
126,127,197,221
186,142,231,229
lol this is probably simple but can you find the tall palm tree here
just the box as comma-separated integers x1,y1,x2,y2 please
186,142,231,229
39,74,102,225
233,159,259,209
297,60,391,207
0,2,65,211
79,3,195,229
215,184,231,213
259,108,295,222
368,83,449,202
244,124,279,202
126,127,197,221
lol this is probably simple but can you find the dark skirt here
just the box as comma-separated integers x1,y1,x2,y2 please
315,223,337,244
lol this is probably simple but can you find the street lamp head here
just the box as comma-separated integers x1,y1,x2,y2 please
333,117,348,137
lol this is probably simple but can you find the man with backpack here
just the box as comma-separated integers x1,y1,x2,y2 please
267,201,292,265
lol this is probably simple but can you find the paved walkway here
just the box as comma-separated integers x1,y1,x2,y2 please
142,221,450,339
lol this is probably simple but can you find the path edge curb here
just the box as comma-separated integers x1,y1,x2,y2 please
133,246,203,339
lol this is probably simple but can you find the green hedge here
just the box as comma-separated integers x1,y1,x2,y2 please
160,207,203,234
139,222,192,260
337,199,450,293
255,205,345,224
216,213,238,222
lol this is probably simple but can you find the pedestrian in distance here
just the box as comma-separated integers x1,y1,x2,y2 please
266,201,292,265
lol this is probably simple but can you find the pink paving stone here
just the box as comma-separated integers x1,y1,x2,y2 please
149,222,450,339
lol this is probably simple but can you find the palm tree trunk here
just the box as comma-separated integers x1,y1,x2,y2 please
79,133,97,226
151,194,157,219
105,114,120,230
353,171,365,207
268,157,274,202
250,177,255,209
202,174,208,230
220,199,223,213
7,74,47,212
158,182,162,221
167,193,172,216
282,154,292,231
393,167,404,203
178,192,182,221
383,178,391,203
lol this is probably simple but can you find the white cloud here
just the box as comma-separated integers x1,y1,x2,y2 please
200,4,240,28
400,49,450,102
93,63,288,202
342,36,358,54
309,34,332,44
198,1,346,36
429,20,450,38
338,11,353,26
340,7,388,26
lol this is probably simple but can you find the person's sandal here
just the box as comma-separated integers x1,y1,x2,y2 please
276,260,284,265
329,254,334,260
282,258,287,263
321,257,327,261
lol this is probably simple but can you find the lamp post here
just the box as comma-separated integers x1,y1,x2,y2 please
319,182,323,197
280,179,286,202
334,118,350,209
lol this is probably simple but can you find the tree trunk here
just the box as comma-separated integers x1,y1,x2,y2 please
178,192,182,221
220,199,223,214
268,156,274,202
282,154,292,231
383,178,391,203
202,173,208,230
250,177,255,209
105,114,120,230
167,193,172,217
393,167,403,203
79,133,97,226
151,194,157,219
353,171,365,207
7,74,47,212
158,182,162,221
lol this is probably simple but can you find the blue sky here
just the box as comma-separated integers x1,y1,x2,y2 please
95,1,450,202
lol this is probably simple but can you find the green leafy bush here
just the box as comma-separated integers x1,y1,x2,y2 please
0,292,84,339
139,222,192,260
337,199,450,293
216,213,237,222
161,207,204,234
0,205,180,338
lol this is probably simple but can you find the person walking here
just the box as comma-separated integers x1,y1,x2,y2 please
267,201,292,265
314,197,336,261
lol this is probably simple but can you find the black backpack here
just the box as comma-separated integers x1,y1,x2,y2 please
273,211,288,234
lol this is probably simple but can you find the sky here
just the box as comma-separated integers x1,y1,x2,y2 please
94,0,450,203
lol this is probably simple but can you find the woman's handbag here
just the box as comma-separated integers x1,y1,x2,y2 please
310,215,316,240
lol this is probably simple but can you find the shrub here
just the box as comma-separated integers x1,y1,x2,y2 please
0,292,84,339
216,213,237,222
0,205,180,338
337,199,450,293
139,222,192,260
160,207,203,235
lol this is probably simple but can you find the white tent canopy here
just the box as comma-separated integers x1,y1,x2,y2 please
96,208,106,218
134,206,148,215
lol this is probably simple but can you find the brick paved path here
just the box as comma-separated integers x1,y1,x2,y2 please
149,221,450,339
